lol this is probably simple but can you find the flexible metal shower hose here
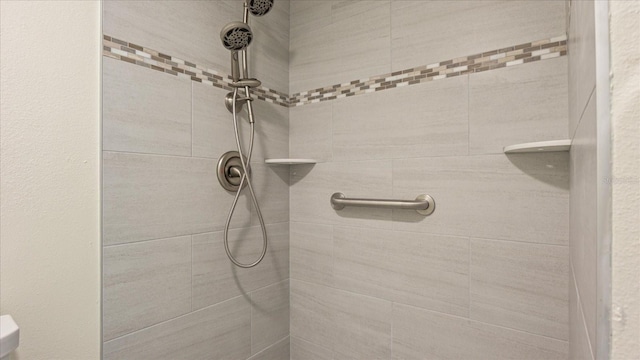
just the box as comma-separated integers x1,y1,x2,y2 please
223,88,268,268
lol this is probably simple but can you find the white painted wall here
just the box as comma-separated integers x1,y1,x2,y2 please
0,1,101,359
609,1,640,358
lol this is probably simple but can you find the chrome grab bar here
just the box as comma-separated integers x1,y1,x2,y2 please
330,192,435,216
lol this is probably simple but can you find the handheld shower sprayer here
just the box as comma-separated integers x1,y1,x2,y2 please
217,0,274,269
220,21,253,82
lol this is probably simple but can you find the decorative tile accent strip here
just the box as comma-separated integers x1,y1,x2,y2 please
103,34,566,108
102,35,290,107
288,35,567,107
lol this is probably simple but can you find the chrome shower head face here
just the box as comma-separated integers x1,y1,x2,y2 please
247,0,274,16
220,21,253,51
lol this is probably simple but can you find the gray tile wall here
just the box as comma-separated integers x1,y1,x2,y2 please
289,1,570,358
102,1,290,358
391,0,566,74
103,1,575,358
290,0,566,94
567,1,598,359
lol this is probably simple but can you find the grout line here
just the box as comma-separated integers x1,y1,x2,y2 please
289,221,568,248
330,224,335,285
103,149,216,160
388,0,393,74
468,235,569,248
329,101,334,162
390,302,394,359
190,81,194,157
248,335,290,360
190,235,193,312
398,300,570,344
103,148,291,164
467,236,471,319
570,261,597,360
250,289,254,355
289,335,333,357
103,234,192,248
104,293,249,344
570,85,597,142
104,221,290,249
288,245,292,351
248,278,291,302
467,74,471,156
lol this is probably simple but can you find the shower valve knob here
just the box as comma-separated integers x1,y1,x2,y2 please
227,166,242,178
217,151,251,192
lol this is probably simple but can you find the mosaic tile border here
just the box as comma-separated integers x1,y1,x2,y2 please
103,34,566,108
289,35,567,106
102,35,290,107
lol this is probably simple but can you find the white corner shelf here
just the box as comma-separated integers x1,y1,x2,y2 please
265,158,317,165
503,140,571,154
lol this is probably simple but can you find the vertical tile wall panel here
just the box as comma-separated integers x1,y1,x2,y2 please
333,226,469,317
290,280,335,348
250,163,290,226
330,287,393,360
289,279,393,359
290,336,333,360
104,0,241,75
196,97,288,163
569,92,598,351
188,155,234,235
192,82,240,159
470,238,569,340
570,271,595,360
392,153,569,245
469,57,569,155
289,0,391,94
103,236,192,341
392,0,495,72
290,222,334,287
332,76,468,161
249,0,290,94
191,223,289,311
103,296,252,360
289,102,333,162
392,303,568,360
290,6,338,98
328,1,391,89
567,0,599,357
568,0,596,137
103,58,192,156
103,152,240,245
247,99,290,162
391,0,565,72
250,280,290,354
103,152,199,245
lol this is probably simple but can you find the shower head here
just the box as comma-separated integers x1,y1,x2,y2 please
247,0,274,16
220,21,253,81
220,21,253,51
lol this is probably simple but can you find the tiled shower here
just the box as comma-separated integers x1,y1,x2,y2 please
101,1,596,359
